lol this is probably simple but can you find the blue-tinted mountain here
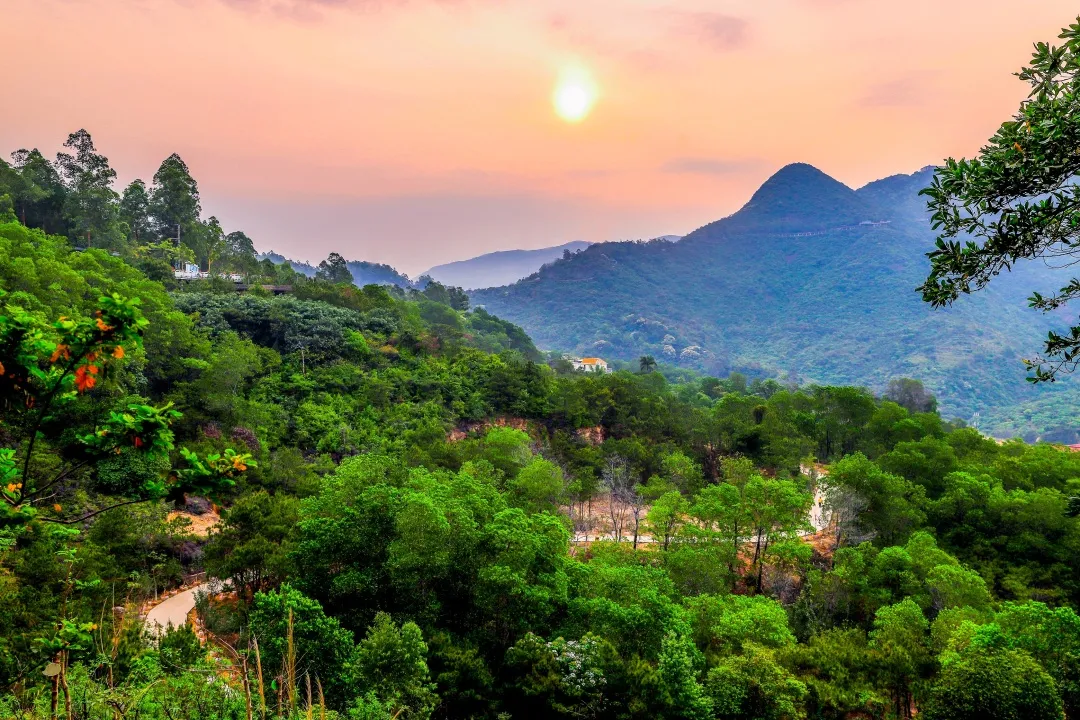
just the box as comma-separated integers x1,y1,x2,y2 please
345,260,412,288
259,251,317,277
421,241,594,290
472,164,1076,439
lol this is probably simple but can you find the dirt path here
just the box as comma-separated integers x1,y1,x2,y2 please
145,584,203,636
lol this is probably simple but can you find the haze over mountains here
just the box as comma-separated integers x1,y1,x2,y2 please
472,163,1079,440
422,241,592,289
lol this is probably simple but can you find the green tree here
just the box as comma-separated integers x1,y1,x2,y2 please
249,584,357,708
654,630,712,720
923,646,1063,720
54,129,122,249
869,598,933,719
150,153,201,244
705,645,806,720
204,490,298,600
353,612,438,720
8,148,66,234
884,378,937,414
508,457,565,514
317,252,353,284
646,490,688,550
0,293,252,526
119,179,153,244
919,18,1080,381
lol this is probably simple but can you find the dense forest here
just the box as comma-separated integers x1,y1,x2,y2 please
6,16,1080,720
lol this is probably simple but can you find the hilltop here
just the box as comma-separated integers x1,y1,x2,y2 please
473,164,1074,439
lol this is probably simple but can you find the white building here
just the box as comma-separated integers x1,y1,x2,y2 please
572,357,609,373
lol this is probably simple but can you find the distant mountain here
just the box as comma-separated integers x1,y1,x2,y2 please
259,251,317,277
421,241,594,290
259,252,413,288
472,163,1078,439
345,260,412,289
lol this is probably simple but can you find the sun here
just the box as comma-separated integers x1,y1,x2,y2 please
553,69,597,123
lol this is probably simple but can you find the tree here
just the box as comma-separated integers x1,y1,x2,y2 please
686,594,796,660
188,216,227,271
869,598,933,719
353,612,438,720
204,490,298,600
656,631,712,720
447,286,470,311
149,153,201,242
705,646,806,720
249,584,357,708
923,646,1063,720
9,148,66,233
646,490,688,550
119,179,153,243
639,356,658,373
0,292,253,526
54,130,122,249
826,453,926,545
508,458,565,514
317,252,353,284
223,230,258,273
919,19,1080,381
884,378,937,414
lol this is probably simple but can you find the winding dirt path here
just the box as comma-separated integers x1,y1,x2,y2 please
145,584,203,636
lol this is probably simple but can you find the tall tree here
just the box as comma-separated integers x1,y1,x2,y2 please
884,378,937,414
54,130,122,248
8,149,67,234
920,19,1080,381
119,179,153,243
225,230,256,258
149,153,201,244
316,252,353,284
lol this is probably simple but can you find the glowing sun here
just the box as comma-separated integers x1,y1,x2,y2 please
553,69,597,123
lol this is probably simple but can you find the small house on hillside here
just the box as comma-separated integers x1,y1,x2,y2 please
572,357,609,373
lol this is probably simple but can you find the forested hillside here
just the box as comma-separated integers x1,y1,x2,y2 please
4,108,1080,720
472,164,1077,440
1,203,1080,718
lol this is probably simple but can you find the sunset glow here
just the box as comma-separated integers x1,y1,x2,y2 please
3,0,1080,274
553,70,597,123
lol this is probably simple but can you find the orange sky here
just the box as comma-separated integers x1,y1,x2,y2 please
3,0,1077,275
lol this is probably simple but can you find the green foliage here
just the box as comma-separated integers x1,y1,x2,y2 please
922,645,1063,720
353,612,437,720
920,17,1080,386
4,105,1080,718
249,583,357,707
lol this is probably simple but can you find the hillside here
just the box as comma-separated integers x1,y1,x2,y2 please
422,240,593,289
473,164,1077,439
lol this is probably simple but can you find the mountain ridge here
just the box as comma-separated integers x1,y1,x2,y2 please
472,163,1073,439
422,241,592,289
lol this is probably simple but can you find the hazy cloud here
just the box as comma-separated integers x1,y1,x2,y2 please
662,158,760,175
215,0,465,19
688,13,749,51
860,76,933,108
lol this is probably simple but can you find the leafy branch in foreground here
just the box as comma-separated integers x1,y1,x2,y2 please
0,291,253,526
919,16,1080,382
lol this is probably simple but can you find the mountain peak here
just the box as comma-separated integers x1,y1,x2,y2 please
680,162,878,238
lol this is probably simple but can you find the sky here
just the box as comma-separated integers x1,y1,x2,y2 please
3,0,1078,276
